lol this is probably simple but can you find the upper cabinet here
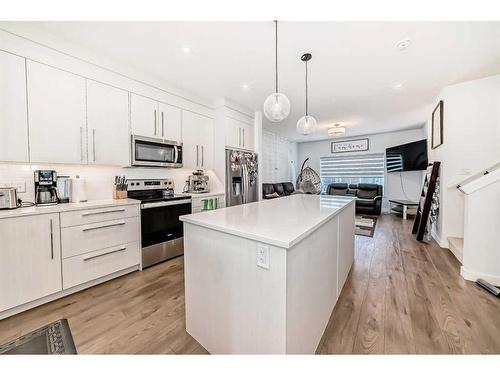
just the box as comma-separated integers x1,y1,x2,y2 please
225,116,254,151
158,102,182,142
182,111,214,170
86,80,130,166
27,61,87,164
0,51,29,162
130,93,182,142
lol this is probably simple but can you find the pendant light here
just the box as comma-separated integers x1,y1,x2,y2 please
328,124,346,137
296,53,317,135
263,20,290,122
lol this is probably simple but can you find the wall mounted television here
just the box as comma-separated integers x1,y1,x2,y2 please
386,139,428,172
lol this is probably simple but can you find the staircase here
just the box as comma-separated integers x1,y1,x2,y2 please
447,237,464,264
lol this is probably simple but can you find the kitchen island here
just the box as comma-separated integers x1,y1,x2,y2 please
180,194,355,354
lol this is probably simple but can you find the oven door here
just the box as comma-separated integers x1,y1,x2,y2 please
132,135,183,168
140,199,192,248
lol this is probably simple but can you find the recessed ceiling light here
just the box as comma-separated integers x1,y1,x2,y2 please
396,38,411,50
241,83,250,90
182,47,191,54
393,83,405,90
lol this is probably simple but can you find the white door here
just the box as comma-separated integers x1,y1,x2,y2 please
241,122,255,151
224,117,241,149
86,80,130,166
27,61,87,164
0,51,29,162
0,213,62,312
158,102,182,142
182,110,201,169
199,116,214,171
130,93,159,138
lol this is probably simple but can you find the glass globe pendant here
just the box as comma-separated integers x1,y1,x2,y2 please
297,115,317,135
263,92,291,122
297,53,317,135
263,20,290,122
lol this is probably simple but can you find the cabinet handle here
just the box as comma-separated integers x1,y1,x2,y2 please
83,246,127,261
49,219,54,260
82,208,126,216
161,111,164,137
239,128,241,147
154,109,157,136
201,145,204,167
80,127,84,161
196,145,199,167
82,221,126,232
92,128,96,162
242,128,245,148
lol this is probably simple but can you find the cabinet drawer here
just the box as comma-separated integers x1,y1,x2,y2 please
62,241,140,289
61,204,139,227
61,216,140,258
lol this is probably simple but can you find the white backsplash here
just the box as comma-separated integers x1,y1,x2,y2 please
0,163,224,203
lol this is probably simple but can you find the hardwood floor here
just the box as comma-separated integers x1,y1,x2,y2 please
1,214,500,354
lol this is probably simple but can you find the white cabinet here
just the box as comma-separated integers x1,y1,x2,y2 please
130,93,158,138
27,61,87,164
0,51,29,162
262,131,291,183
130,93,182,142
158,102,182,142
86,80,130,166
0,213,62,312
225,117,254,151
182,111,214,170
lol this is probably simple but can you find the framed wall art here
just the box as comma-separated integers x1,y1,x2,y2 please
331,138,369,153
432,100,443,149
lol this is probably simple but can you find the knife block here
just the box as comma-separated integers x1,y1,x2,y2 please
113,187,127,199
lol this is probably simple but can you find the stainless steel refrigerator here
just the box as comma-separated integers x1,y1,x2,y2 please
225,149,258,207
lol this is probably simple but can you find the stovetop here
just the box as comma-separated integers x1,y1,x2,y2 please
126,178,190,203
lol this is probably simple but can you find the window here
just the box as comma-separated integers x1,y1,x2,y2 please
320,153,385,192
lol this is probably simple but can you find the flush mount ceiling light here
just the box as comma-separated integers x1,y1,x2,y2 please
396,38,411,50
182,47,191,54
296,53,317,135
263,20,291,123
328,124,346,138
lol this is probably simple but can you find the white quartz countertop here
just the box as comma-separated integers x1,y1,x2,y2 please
181,191,225,198
180,194,355,248
0,199,140,219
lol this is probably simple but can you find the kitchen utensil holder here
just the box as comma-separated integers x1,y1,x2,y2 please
113,187,127,199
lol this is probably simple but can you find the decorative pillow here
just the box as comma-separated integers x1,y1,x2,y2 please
265,192,280,199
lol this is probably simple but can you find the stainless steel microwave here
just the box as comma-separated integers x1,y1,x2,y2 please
131,135,183,168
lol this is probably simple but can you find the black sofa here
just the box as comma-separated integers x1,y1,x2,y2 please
262,182,295,199
326,183,383,215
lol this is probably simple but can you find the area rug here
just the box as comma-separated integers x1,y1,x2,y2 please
355,216,378,237
0,319,77,354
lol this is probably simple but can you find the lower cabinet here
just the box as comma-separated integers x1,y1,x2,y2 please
0,213,62,312
62,241,140,289
0,203,141,317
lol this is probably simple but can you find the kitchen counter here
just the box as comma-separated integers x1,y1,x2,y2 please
182,194,355,354
0,199,140,219
180,194,354,248
180,191,224,198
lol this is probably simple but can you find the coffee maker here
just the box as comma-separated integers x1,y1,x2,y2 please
34,170,59,206
188,170,210,194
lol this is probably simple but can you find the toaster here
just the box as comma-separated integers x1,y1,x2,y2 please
0,187,19,209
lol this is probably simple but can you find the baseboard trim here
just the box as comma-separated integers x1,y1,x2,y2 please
431,227,448,249
461,267,500,285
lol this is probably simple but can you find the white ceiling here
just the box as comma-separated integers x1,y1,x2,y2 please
8,21,500,142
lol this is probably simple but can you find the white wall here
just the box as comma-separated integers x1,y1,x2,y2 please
427,74,500,247
297,128,427,211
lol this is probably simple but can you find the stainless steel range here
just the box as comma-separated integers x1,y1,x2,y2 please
127,178,191,268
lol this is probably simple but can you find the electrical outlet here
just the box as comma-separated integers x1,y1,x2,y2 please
257,244,270,269
12,181,26,193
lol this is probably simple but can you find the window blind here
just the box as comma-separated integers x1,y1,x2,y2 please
320,153,386,179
